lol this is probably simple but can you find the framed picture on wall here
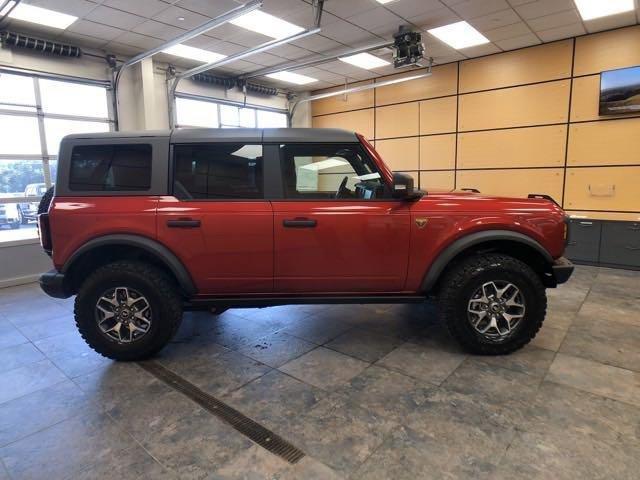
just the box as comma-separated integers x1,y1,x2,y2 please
599,65,640,115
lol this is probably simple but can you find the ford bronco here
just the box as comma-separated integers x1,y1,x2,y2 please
37,128,573,360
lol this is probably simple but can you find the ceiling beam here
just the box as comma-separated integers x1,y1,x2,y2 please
175,28,322,80
117,0,263,72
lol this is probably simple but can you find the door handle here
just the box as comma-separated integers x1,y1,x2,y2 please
167,218,201,228
283,218,317,228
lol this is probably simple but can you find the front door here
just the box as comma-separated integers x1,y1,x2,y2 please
157,142,273,295
272,142,411,293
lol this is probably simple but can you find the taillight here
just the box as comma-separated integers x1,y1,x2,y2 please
38,213,52,256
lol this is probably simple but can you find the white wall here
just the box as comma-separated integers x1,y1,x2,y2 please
0,40,293,287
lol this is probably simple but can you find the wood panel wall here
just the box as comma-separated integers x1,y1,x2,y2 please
310,25,640,216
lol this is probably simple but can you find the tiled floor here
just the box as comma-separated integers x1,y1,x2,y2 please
0,265,639,479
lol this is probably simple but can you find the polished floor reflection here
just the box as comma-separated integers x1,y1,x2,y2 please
0,265,639,479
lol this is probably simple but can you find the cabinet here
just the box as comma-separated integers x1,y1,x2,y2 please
566,217,640,270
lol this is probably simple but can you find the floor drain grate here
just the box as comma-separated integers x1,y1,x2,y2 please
139,360,305,464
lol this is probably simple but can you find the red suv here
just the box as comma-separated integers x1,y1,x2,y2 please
38,128,573,360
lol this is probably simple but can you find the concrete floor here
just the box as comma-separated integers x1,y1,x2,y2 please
0,265,638,479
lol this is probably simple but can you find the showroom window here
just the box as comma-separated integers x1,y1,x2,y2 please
0,70,112,243
175,95,288,129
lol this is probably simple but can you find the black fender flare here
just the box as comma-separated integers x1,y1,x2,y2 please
420,230,553,293
62,234,197,295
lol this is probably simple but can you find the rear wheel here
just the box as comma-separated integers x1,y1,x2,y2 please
74,261,183,361
437,254,546,355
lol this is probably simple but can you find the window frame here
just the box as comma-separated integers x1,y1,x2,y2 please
273,142,394,202
0,69,114,206
170,142,268,202
173,94,289,130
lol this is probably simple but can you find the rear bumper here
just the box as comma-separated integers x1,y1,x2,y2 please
39,269,72,299
551,256,574,285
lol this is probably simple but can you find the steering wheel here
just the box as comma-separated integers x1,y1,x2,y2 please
335,176,349,199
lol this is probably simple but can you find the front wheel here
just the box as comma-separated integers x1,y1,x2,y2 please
437,254,546,355
74,261,183,361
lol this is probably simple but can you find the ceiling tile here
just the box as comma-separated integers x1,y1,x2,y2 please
131,20,186,41
584,11,637,34
104,42,143,56
468,8,520,31
514,0,576,20
175,0,243,18
58,31,109,49
152,6,210,29
462,42,502,57
323,0,380,19
319,19,380,45
261,0,308,16
268,43,312,60
448,0,511,19
67,20,126,41
204,41,250,56
527,10,582,31
384,0,443,19
103,0,170,18
114,31,164,49
84,6,146,30
413,7,461,30
291,35,344,53
483,21,533,41
535,22,586,42
248,52,286,67
347,7,404,30
432,52,466,64
495,33,541,50
25,0,97,17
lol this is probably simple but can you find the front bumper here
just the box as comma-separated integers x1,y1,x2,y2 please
551,256,574,285
40,269,72,299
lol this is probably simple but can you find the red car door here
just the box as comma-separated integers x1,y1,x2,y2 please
272,142,411,293
157,141,273,295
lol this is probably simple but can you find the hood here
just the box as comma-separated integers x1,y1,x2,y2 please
411,190,566,216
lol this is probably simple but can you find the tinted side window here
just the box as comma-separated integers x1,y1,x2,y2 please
69,144,151,191
279,143,387,200
173,144,263,200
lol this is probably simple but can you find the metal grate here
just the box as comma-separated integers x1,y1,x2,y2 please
139,360,305,464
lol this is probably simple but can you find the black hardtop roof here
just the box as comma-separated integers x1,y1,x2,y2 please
61,128,359,144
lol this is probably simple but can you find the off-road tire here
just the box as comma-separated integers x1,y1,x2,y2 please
438,254,546,355
37,187,54,215
18,207,28,225
74,261,183,361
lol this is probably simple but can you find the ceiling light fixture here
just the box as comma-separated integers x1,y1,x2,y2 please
427,21,489,49
6,2,78,29
573,0,635,20
266,71,317,85
339,52,390,70
162,44,227,63
375,0,397,3
229,10,304,39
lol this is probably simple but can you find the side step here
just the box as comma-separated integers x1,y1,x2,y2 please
184,295,427,310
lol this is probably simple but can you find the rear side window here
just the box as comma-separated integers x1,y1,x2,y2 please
173,144,263,200
69,144,152,191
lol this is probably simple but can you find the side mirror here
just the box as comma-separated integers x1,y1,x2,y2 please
392,172,422,200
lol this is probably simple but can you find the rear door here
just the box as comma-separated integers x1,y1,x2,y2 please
271,142,411,293
157,141,273,295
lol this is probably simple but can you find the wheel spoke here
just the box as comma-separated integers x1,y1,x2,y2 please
468,280,526,343
96,287,152,344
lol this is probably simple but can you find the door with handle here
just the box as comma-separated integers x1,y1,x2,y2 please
157,142,273,295
272,142,411,293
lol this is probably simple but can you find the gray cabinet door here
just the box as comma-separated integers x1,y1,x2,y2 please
599,222,640,268
566,220,601,263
